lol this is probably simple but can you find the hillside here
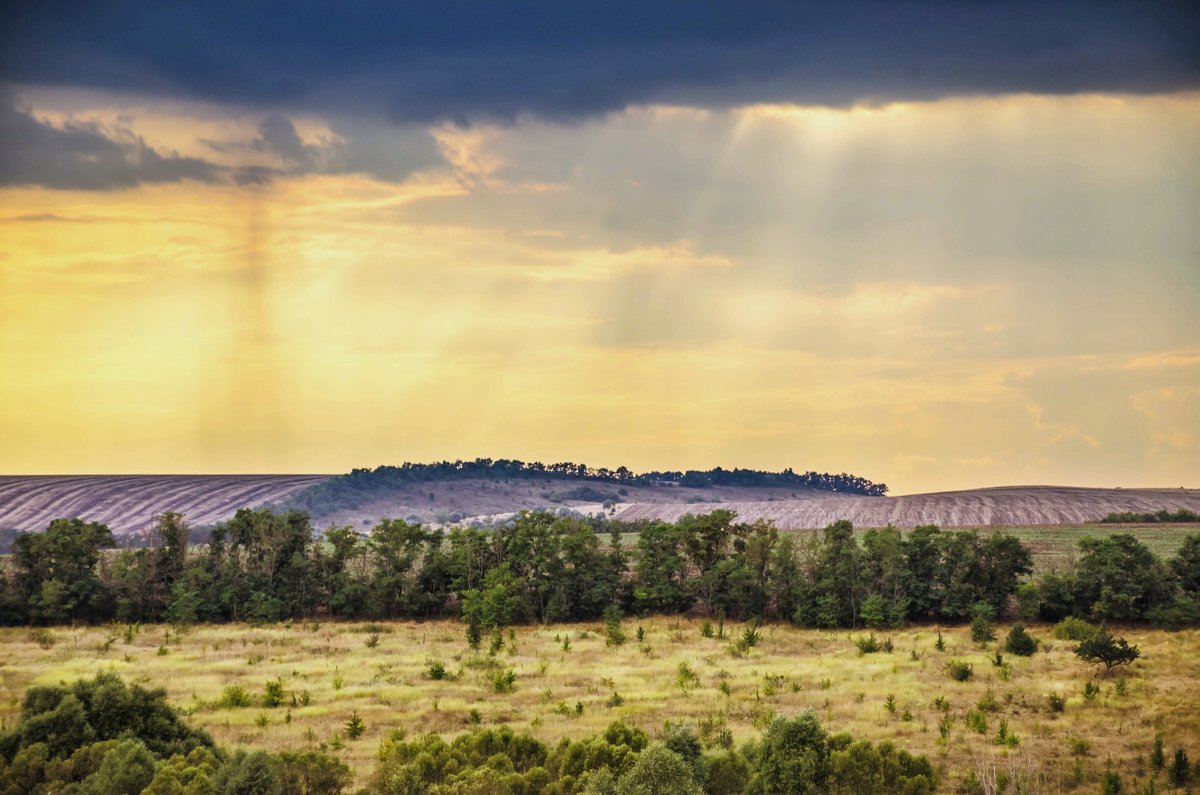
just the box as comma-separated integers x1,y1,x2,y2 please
0,475,326,536
2,468,1199,541
613,485,1200,528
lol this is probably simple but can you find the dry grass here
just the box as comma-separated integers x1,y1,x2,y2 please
0,619,1196,791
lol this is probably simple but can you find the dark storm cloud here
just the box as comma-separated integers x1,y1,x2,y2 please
2,2,1197,123
0,93,219,189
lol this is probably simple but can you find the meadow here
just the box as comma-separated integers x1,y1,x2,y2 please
2,618,1196,791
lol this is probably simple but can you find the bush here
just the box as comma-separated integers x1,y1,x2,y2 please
1046,692,1066,713
221,685,253,709
1169,748,1191,787
855,634,881,654
492,668,516,694
1004,623,1038,656
1075,628,1140,671
970,615,996,644
1054,617,1097,641
428,660,448,680
946,660,974,682
262,678,286,708
604,605,626,647
965,709,987,734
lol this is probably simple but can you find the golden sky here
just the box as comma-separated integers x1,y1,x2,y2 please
1,91,1198,493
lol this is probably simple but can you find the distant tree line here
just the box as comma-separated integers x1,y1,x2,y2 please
0,672,934,795
281,459,888,515
1022,533,1200,627
1099,508,1200,524
1,509,1197,629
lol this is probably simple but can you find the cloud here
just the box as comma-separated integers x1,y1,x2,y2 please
0,92,219,189
2,2,1196,124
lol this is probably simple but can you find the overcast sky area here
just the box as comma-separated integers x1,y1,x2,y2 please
1,2,1198,493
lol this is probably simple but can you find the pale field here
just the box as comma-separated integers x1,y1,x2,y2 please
1,619,1197,791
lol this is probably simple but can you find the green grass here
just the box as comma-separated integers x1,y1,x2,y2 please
1,618,1196,791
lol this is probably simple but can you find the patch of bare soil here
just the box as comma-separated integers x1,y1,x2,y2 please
611,485,1200,528
0,475,327,535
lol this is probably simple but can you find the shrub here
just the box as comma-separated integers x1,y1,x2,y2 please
1151,734,1164,769
1169,748,1191,787
677,662,700,695
492,668,516,694
742,620,761,649
221,684,253,709
966,709,988,734
345,712,365,740
1046,692,1066,713
970,611,996,644
428,660,448,680
994,718,1018,747
1076,628,1141,671
1054,616,1097,641
855,634,881,654
262,678,286,708
934,631,946,652
29,628,55,649
1004,623,1038,656
976,689,1000,713
604,605,626,647
1083,681,1101,702
946,660,974,681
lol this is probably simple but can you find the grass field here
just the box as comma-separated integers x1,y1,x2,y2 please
1,618,1196,791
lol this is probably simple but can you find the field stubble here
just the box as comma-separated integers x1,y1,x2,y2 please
0,619,1196,791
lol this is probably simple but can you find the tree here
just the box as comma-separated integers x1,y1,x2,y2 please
1075,628,1140,671
616,744,702,795
12,518,115,623
1074,534,1174,621
81,739,158,795
1003,623,1038,656
752,712,830,794
1171,533,1200,595
213,750,283,795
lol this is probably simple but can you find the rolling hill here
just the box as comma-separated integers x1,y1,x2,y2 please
611,485,1200,528
1,468,1198,543
0,475,326,537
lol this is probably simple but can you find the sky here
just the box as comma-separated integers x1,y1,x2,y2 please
1,2,1198,494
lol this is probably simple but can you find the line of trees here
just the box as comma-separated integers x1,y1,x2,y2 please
0,673,934,795
282,459,888,515
1,509,1196,629
1099,508,1200,524
1020,532,1200,626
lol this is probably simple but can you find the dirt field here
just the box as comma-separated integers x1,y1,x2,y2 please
614,486,1200,529
1,619,1195,791
0,475,327,536
3,475,1198,541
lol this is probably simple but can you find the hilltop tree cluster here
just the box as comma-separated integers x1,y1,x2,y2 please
282,459,888,515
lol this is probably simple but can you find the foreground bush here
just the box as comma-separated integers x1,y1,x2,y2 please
0,674,350,795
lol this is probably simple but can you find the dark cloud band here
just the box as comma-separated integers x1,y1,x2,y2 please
2,1,1197,123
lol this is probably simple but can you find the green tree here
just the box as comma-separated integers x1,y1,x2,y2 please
1004,623,1038,656
81,739,158,795
616,744,703,795
12,518,115,623
1075,627,1140,671
213,750,283,795
751,711,829,794
1171,533,1200,595
1074,534,1174,621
